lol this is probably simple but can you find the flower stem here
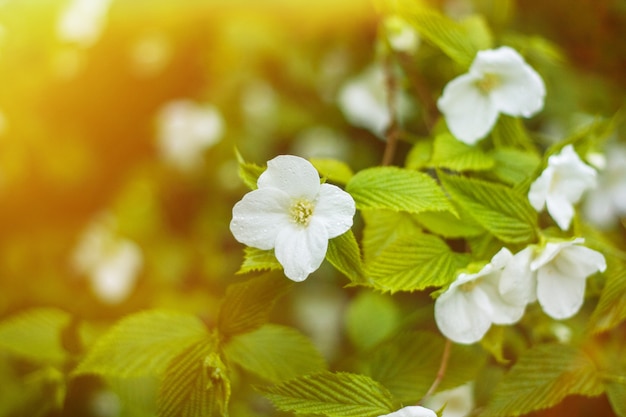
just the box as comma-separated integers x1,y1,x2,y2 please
381,55,399,166
421,338,452,402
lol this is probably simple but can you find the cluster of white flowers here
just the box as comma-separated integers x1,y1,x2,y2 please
529,144,597,230
438,46,545,145
435,238,606,344
156,99,224,171
230,155,356,282
72,214,143,304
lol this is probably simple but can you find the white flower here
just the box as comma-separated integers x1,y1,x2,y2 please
437,46,545,145
230,155,355,282
422,383,474,417
156,99,224,171
583,142,626,229
72,215,143,304
530,238,606,320
528,144,597,230
57,0,113,47
435,248,527,344
379,405,437,417
384,16,420,54
338,65,412,138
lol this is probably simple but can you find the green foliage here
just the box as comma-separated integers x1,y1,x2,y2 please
0,308,71,365
364,332,486,405
491,116,537,152
396,2,480,68
429,133,495,172
345,291,401,351
223,324,326,383
236,149,265,190
605,379,626,417
589,268,626,333
217,273,293,337
326,230,367,284
361,210,423,263
415,206,485,238
260,371,395,416
157,341,230,417
309,158,354,185
365,234,470,293
438,171,538,243
74,310,208,378
237,247,282,275
346,167,455,215
490,147,541,186
484,344,604,416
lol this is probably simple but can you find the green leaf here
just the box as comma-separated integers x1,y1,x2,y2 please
415,205,484,238
365,234,469,293
345,291,400,351
429,133,494,172
605,379,626,417
361,210,423,263
589,268,626,334
217,273,293,337
491,115,537,151
438,171,538,243
484,344,604,416
260,371,394,417
157,341,230,417
235,149,265,190
364,331,485,404
224,324,326,383
326,230,366,284
490,147,541,186
405,140,433,171
346,167,454,215
0,308,71,365
397,3,479,68
309,158,354,185
237,247,282,275
460,15,494,51
74,310,207,378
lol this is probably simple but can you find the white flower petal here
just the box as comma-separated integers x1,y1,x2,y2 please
274,218,329,282
545,193,575,230
379,405,437,417
475,47,545,117
313,183,356,238
92,240,142,304
230,187,292,250
500,246,537,303
528,166,553,211
557,245,607,277
257,155,321,199
437,73,499,144
536,264,587,320
435,287,492,344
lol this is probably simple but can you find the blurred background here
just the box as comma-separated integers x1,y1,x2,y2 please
0,0,625,415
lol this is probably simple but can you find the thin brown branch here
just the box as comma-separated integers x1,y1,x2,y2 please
421,337,452,402
381,54,400,166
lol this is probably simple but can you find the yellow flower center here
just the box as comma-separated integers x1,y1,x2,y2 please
290,199,315,227
476,73,500,94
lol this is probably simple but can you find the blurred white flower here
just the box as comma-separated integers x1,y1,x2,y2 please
72,215,143,304
291,126,350,160
384,16,420,54
423,383,474,417
530,238,606,320
528,144,597,230
230,155,355,282
338,64,412,138
583,142,626,229
156,99,224,171
379,405,437,417
435,248,527,344
437,46,545,145
129,32,172,77
57,0,113,47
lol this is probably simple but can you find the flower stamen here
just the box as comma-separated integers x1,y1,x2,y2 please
290,199,315,227
476,73,500,94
